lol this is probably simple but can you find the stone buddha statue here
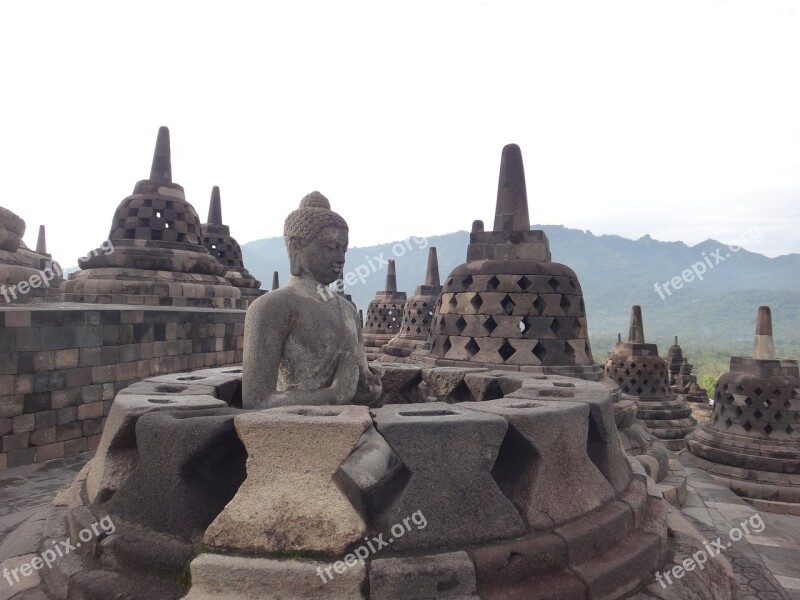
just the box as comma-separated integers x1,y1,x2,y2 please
242,192,382,409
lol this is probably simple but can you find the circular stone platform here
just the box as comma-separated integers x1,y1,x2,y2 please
1,365,738,600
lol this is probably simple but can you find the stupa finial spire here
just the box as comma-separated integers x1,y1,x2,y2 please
493,144,530,232
149,126,172,182
628,305,645,344
753,306,775,359
36,225,47,255
272,271,280,291
425,247,440,287
208,186,223,225
386,259,397,292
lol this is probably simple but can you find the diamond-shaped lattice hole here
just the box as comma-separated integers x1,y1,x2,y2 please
753,387,763,396
744,397,753,406
519,318,530,334
735,407,743,417
735,385,744,393
442,337,452,354
461,275,474,288
438,318,446,333
560,295,571,312
775,412,783,421
498,341,516,361
764,423,773,436
572,318,583,337
470,294,484,311
564,342,575,359
550,319,561,336
785,400,793,409
764,398,772,408
533,296,545,315
483,316,497,334
753,409,763,420
724,418,733,428
448,295,458,309
487,276,500,291
517,276,531,291
532,342,548,363
743,421,752,432
787,425,794,435
773,389,782,397
636,387,644,395
500,295,515,315
456,316,468,334
465,338,480,357
547,277,560,292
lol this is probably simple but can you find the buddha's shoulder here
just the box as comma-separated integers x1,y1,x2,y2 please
246,287,301,316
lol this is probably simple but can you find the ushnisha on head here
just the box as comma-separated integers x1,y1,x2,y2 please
284,192,349,285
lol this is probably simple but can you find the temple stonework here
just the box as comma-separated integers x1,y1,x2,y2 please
380,246,442,359
63,127,243,308
201,186,264,307
426,144,599,379
667,337,712,422
362,259,407,360
604,306,697,450
684,307,800,515
0,210,62,304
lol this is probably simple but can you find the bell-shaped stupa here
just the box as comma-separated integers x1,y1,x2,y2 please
381,247,442,359
63,127,242,308
685,307,800,514
0,213,62,304
604,306,697,450
425,144,600,379
362,259,407,360
201,186,264,307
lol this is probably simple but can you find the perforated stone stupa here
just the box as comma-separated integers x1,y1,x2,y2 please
362,259,407,360
381,246,442,359
201,186,264,306
426,144,600,379
63,127,243,308
684,306,800,515
604,306,697,450
0,209,62,304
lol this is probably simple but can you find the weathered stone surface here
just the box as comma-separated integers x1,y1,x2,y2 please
0,554,40,600
371,402,525,550
370,363,426,404
204,405,372,554
370,551,479,600
421,367,488,402
503,375,631,493
185,553,366,600
106,407,246,539
461,398,614,529
469,533,568,589
0,511,46,562
85,392,225,504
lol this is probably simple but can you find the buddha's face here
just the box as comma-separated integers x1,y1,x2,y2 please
291,226,348,285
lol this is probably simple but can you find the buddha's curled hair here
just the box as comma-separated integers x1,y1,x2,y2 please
283,191,349,247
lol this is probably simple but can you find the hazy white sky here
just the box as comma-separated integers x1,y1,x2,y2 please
1,0,798,264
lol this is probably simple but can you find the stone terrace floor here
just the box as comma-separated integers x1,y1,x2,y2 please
0,452,799,600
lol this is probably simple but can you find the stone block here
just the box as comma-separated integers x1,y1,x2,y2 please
29,427,56,446
370,551,479,600
107,408,246,539
35,442,65,462
460,398,614,528
185,553,366,600
205,405,372,555
371,402,525,551
77,402,104,420
421,367,488,402
11,414,35,433
2,432,30,452
86,392,226,504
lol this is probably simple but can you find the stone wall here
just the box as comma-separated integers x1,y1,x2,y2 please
0,304,245,469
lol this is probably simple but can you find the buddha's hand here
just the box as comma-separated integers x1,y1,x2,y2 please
354,364,383,407
331,350,360,404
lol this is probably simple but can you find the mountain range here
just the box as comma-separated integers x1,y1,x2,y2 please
241,225,800,358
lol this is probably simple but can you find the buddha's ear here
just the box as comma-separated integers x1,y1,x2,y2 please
287,236,303,276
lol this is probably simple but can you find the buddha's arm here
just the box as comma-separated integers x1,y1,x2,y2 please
351,307,383,407
242,295,291,409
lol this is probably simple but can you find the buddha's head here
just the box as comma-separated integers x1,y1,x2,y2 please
284,192,349,285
